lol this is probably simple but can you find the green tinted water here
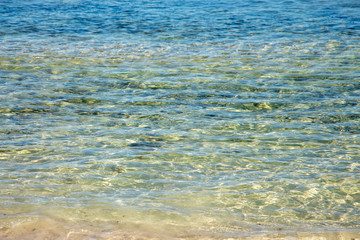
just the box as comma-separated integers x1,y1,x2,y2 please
1,0,360,238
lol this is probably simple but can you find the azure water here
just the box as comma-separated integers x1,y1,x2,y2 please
0,0,359,238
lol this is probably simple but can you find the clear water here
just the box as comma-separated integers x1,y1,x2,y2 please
0,0,360,238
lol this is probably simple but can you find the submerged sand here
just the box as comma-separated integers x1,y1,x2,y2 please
1,218,359,240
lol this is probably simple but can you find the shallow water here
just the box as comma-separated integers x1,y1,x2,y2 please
1,0,360,239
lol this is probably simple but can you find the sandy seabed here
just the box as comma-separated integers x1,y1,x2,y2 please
1,218,359,240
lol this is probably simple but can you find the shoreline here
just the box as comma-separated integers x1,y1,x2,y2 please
1,217,359,240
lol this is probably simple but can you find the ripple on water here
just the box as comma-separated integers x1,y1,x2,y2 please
1,0,360,238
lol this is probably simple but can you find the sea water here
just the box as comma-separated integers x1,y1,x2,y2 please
0,0,359,239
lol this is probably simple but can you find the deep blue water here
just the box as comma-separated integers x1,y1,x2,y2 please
1,0,360,238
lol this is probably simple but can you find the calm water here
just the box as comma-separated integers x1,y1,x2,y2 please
1,0,360,238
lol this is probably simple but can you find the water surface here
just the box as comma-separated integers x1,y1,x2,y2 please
1,0,360,239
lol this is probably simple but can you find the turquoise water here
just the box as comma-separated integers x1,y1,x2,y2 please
1,0,360,238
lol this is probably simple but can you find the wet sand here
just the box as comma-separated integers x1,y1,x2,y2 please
1,218,359,240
